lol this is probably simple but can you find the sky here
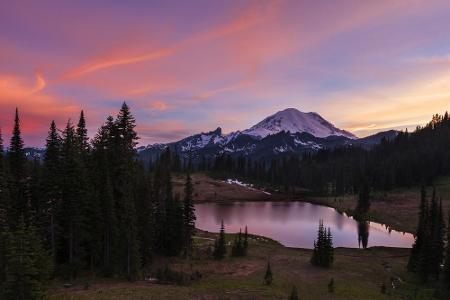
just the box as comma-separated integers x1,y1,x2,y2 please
1,0,450,147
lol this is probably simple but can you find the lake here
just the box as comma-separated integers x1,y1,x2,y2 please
194,201,414,249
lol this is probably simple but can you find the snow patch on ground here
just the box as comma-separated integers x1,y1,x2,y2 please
225,179,271,195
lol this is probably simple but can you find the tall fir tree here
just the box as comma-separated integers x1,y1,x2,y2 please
41,121,61,263
75,111,101,272
243,226,249,256
231,229,244,257
213,220,226,260
408,186,428,272
7,108,27,228
91,117,119,275
57,120,87,277
0,128,10,283
311,220,334,268
428,189,444,279
182,172,196,257
444,212,450,290
113,103,141,280
75,110,89,155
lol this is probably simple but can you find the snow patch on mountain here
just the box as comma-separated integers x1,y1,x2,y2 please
243,108,356,139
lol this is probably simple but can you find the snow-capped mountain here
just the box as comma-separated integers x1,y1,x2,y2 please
138,108,397,164
243,108,356,139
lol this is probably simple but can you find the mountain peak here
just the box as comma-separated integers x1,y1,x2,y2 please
243,108,356,139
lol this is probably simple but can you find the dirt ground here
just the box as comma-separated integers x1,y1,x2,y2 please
172,173,285,202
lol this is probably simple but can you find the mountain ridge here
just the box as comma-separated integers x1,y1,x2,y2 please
137,108,397,164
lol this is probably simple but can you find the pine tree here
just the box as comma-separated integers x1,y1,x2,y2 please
41,121,61,264
408,186,428,272
7,108,27,228
311,220,333,268
357,221,369,249
213,220,226,260
243,226,249,256
91,116,120,276
231,228,243,257
444,212,450,290
325,228,334,267
75,111,101,272
289,285,298,300
263,261,273,285
429,196,444,279
75,110,89,156
113,103,141,280
1,218,52,300
182,172,196,257
0,128,10,283
58,120,86,277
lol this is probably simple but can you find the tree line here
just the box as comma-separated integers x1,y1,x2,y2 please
209,112,450,196
0,103,196,298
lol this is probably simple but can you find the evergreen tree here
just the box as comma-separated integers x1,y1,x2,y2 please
325,228,334,267
113,103,141,280
263,261,273,285
213,220,226,260
408,186,428,272
243,226,249,256
91,118,119,275
75,110,89,155
357,221,369,249
429,194,444,279
0,128,10,283
289,285,298,300
41,121,61,263
444,212,450,290
7,108,27,228
311,220,333,268
1,219,52,300
182,173,196,257
57,121,86,277
231,228,243,257
75,111,101,272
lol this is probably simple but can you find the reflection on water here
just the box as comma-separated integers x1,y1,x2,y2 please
357,221,369,249
195,201,414,249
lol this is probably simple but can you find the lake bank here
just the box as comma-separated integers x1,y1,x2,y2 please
175,173,450,235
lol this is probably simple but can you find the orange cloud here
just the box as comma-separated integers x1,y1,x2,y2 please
193,80,248,102
0,72,80,144
64,47,177,78
62,2,279,79
149,101,168,111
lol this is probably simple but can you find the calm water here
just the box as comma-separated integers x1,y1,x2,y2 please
195,201,414,249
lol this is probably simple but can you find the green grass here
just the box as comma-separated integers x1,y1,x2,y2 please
48,231,443,300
